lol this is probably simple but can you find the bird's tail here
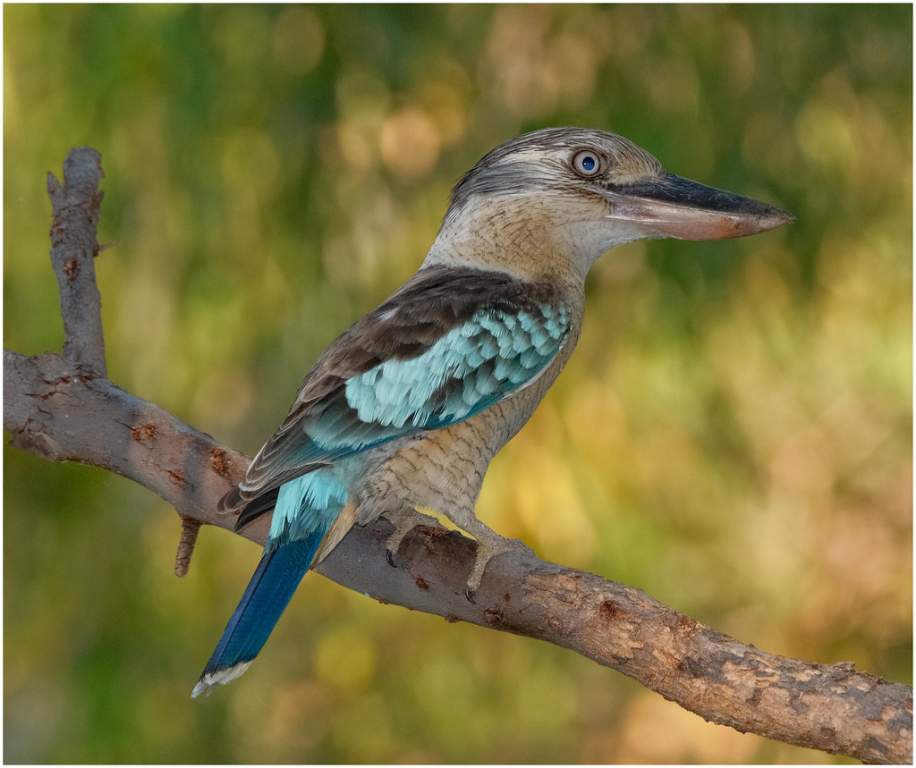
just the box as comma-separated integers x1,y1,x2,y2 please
191,529,326,698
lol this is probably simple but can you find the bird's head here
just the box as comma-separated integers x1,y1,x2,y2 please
427,127,793,283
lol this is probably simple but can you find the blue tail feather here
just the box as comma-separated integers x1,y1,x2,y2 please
191,528,325,697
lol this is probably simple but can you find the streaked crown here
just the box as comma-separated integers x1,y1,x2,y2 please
449,127,664,213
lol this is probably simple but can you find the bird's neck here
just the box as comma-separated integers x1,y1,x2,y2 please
422,196,591,292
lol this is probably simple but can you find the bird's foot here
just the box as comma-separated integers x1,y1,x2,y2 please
464,533,531,602
383,508,440,567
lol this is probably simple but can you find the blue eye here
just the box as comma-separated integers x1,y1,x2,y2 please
572,150,600,177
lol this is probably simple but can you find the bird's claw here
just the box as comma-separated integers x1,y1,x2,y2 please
463,533,528,600
382,509,439,570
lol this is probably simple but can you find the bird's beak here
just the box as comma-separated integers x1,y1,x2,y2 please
601,173,794,240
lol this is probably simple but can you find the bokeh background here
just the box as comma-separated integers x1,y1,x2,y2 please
4,4,912,763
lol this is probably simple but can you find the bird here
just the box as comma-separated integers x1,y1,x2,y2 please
191,126,792,697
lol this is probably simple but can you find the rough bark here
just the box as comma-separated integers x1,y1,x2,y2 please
5,147,912,764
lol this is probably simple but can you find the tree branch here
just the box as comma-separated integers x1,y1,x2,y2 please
46,147,107,376
5,148,911,764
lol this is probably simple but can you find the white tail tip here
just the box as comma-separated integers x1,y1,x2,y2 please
190,660,253,699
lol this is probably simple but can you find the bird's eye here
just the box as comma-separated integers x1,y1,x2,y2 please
572,150,601,177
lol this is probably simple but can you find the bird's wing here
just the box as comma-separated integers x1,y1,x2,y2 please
224,266,571,518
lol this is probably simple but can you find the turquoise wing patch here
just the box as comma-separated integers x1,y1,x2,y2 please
339,303,569,435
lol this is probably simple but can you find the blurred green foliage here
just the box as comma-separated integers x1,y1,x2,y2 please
4,4,911,763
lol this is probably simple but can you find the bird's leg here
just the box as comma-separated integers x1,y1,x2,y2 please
445,511,533,602
382,506,441,567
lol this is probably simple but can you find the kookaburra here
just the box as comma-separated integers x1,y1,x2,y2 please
193,126,792,696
